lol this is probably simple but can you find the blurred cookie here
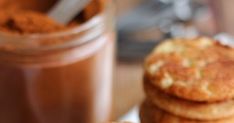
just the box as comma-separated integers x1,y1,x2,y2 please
144,37,234,102
144,80,234,120
140,101,234,123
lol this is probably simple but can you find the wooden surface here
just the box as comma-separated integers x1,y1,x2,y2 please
113,61,145,119
112,0,145,120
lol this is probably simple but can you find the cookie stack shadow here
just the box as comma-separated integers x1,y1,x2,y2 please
140,37,234,123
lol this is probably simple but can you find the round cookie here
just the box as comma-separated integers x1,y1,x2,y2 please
140,101,234,123
144,37,234,102
144,81,234,120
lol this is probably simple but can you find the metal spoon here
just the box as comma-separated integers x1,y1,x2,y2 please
48,0,91,24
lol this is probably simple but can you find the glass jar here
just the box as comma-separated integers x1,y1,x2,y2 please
0,1,115,123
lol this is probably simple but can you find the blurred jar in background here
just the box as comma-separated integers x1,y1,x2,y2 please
209,0,234,35
0,1,115,123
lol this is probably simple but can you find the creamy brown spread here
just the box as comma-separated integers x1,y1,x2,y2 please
0,10,66,34
0,0,104,34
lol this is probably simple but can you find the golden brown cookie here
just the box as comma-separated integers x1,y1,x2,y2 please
140,101,234,123
144,37,234,102
144,81,234,120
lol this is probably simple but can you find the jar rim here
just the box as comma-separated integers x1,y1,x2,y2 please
0,12,107,52
0,13,104,39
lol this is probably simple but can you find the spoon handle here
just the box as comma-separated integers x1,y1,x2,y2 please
48,0,91,24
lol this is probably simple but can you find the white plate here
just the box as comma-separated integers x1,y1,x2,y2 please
119,106,140,123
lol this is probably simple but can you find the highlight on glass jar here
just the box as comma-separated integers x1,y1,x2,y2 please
0,0,115,123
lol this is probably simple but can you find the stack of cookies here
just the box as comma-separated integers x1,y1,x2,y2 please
140,37,234,123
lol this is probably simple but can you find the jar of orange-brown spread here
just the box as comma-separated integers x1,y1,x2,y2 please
0,0,115,123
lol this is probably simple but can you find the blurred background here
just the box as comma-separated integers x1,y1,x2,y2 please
113,0,234,120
